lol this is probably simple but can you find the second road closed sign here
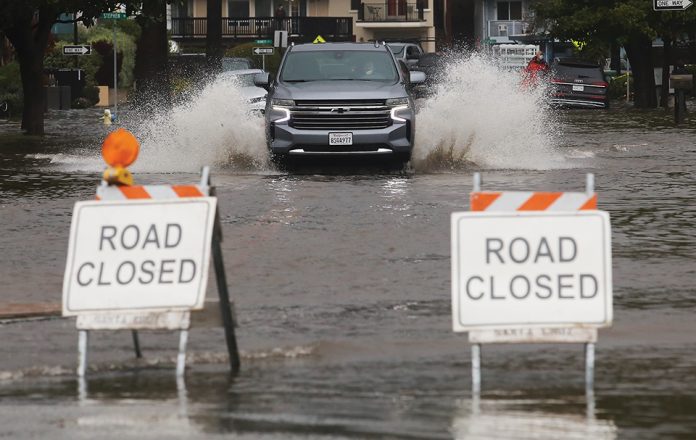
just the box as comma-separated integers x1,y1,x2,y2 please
451,211,612,331
62,198,217,315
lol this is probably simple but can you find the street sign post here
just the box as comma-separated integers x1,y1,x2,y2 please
63,45,92,56
100,12,126,120
252,47,274,70
653,0,693,10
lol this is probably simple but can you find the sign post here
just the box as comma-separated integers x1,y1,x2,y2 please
252,47,274,71
653,0,693,11
100,12,126,120
453,173,612,393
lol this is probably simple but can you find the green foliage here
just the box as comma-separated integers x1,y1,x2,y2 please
0,62,22,117
83,25,137,88
226,43,283,76
608,74,633,100
0,61,21,94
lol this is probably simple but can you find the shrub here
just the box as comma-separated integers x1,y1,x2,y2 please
608,74,633,100
71,97,92,109
81,85,100,105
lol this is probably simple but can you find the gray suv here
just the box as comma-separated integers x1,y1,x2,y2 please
254,42,425,165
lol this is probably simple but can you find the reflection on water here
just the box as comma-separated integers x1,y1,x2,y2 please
452,394,617,440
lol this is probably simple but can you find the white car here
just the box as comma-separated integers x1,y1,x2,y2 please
217,69,268,114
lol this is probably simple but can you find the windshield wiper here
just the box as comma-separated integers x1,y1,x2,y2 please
283,79,314,83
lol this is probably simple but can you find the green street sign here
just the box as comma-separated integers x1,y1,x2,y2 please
100,12,127,20
255,39,272,44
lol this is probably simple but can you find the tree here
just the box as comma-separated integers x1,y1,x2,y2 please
0,1,117,134
532,0,696,109
131,0,171,109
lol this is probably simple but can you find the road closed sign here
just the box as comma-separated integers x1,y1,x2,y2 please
62,198,217,315
451,211,612,332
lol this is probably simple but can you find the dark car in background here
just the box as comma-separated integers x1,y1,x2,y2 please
550,59,609,109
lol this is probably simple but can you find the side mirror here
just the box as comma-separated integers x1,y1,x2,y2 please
409,71,426,84
253,72,271,90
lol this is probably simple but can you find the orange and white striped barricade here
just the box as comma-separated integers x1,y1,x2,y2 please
452,173,612,393
64,167,240,378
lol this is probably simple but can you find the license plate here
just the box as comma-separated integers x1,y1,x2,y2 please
572,85,585,92
329,132,353,146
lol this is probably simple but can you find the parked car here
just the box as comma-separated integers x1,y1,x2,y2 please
387,42,423,69
550,59,609,109
221,57,253,72
254,42,425,165
414,52,445,94
217,69,267,113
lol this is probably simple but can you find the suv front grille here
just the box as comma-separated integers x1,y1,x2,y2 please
290,100,392,130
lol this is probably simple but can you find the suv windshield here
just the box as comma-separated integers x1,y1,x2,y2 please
280,50,399,82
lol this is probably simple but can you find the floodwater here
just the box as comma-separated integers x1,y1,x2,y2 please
1,57,696,439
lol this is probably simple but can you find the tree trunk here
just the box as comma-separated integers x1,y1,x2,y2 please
133,0,170,109
4,7,57,135
660,37,671,108
206,0,223,71
625,37,657,109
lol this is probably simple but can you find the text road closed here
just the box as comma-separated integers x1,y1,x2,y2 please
63,198,216,315
451,211,612,331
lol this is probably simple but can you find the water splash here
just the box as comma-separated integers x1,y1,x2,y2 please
129,75,268,173
412,52,567,171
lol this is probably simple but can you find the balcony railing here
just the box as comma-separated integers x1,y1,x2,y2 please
487,20,531,38
171,17,353,41
357,2,425,22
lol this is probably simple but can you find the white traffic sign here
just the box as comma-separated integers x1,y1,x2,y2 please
62,198,217,315
274,30,288,48
63,45,92,56
451,211,612,332
654,0,693,10
252,47,274,56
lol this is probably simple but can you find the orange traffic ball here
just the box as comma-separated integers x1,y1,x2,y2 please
102,128,140,168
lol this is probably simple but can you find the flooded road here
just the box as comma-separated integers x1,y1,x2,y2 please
2,79,696,438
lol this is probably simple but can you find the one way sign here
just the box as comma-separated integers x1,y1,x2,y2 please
63,45,92,56
654,0,693,10
252,47,274,56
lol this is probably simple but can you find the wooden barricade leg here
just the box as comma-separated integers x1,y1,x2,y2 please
212,230,241,375
131,330,143,358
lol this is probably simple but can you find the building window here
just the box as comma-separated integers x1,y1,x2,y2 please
497,1,522,20
351,0,361,11
228,0,249,17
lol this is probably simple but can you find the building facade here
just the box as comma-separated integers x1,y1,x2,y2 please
168,0,436,52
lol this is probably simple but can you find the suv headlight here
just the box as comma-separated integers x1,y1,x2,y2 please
387,97,410,122
272,98,294,107
386,97,409,106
